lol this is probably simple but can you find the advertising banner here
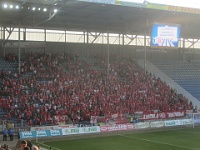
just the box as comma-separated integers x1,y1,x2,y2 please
100,124,134,132
179,119,193,125
80,126,101,133
62,126,100,136
150,121,165,128
115,0,145,7
146,3,168,10
19,131,36,139
164,120,180,127
194,119,200,124
35,130,48,138
62,128,80,135
168,5,200,14
142,111,185,120
19,129,63,139
78,0,115,4
146,2,200,14
134,122,150,129
48,129,62,137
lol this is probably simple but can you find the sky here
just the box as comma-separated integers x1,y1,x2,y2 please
126,0,200,9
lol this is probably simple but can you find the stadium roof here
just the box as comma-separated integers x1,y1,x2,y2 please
1,0,200,39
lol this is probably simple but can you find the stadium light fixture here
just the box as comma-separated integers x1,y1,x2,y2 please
43,8,47,12
10,5,13,9
38,7,41,11
32,7,36,11
16,5,19,9
53,9,57,13
3,4,8,8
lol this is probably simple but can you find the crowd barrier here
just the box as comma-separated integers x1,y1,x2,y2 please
19,119,194,139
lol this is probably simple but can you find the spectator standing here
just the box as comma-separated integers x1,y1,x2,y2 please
8,128,14,141
2,128,8,141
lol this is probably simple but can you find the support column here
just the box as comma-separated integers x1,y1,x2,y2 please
87,31,89,59
24,28,26,41
83,31,86,44
107,32,110,76
3,27,5,57
119,33,121,57
65,30,66,53
183,38,185,49
44,29,46,54
144,33,147,75
183,38,185,61
0,27,2,40
18,24,21,74
122,34,124,58
144,18,148,75
83,31,86,57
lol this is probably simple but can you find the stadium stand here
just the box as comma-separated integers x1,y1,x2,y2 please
150,59,200,100
0,53,193,127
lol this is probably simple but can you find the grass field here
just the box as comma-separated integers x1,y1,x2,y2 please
41,127,200,150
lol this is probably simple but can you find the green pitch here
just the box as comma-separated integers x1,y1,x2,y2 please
42,127,200,150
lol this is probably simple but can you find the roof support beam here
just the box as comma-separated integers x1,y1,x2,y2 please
3,27,15,45
124,34,137,45
2,27,15,57
186,39,200,49
18,22,21,74
88,32,102,44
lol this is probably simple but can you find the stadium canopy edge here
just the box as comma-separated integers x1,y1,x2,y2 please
78,0,200,14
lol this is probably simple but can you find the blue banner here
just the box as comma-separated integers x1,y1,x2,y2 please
35,130,48,138
48,129,62,136
19,129,62,139
19,131,36,139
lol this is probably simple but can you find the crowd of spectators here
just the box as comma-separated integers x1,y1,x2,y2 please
0,144,10,150
5,53,17,62
14,139,39,150
0,52,193,126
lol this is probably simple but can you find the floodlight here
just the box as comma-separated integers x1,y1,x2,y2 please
43,8,47,11
16,5,19,9
38,8,41,11
53,9,57,13
32,7,36,11
3,4,8,8
10,5,13,9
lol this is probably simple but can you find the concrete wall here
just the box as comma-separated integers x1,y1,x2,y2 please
42,43,185,61
1,40,200,61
